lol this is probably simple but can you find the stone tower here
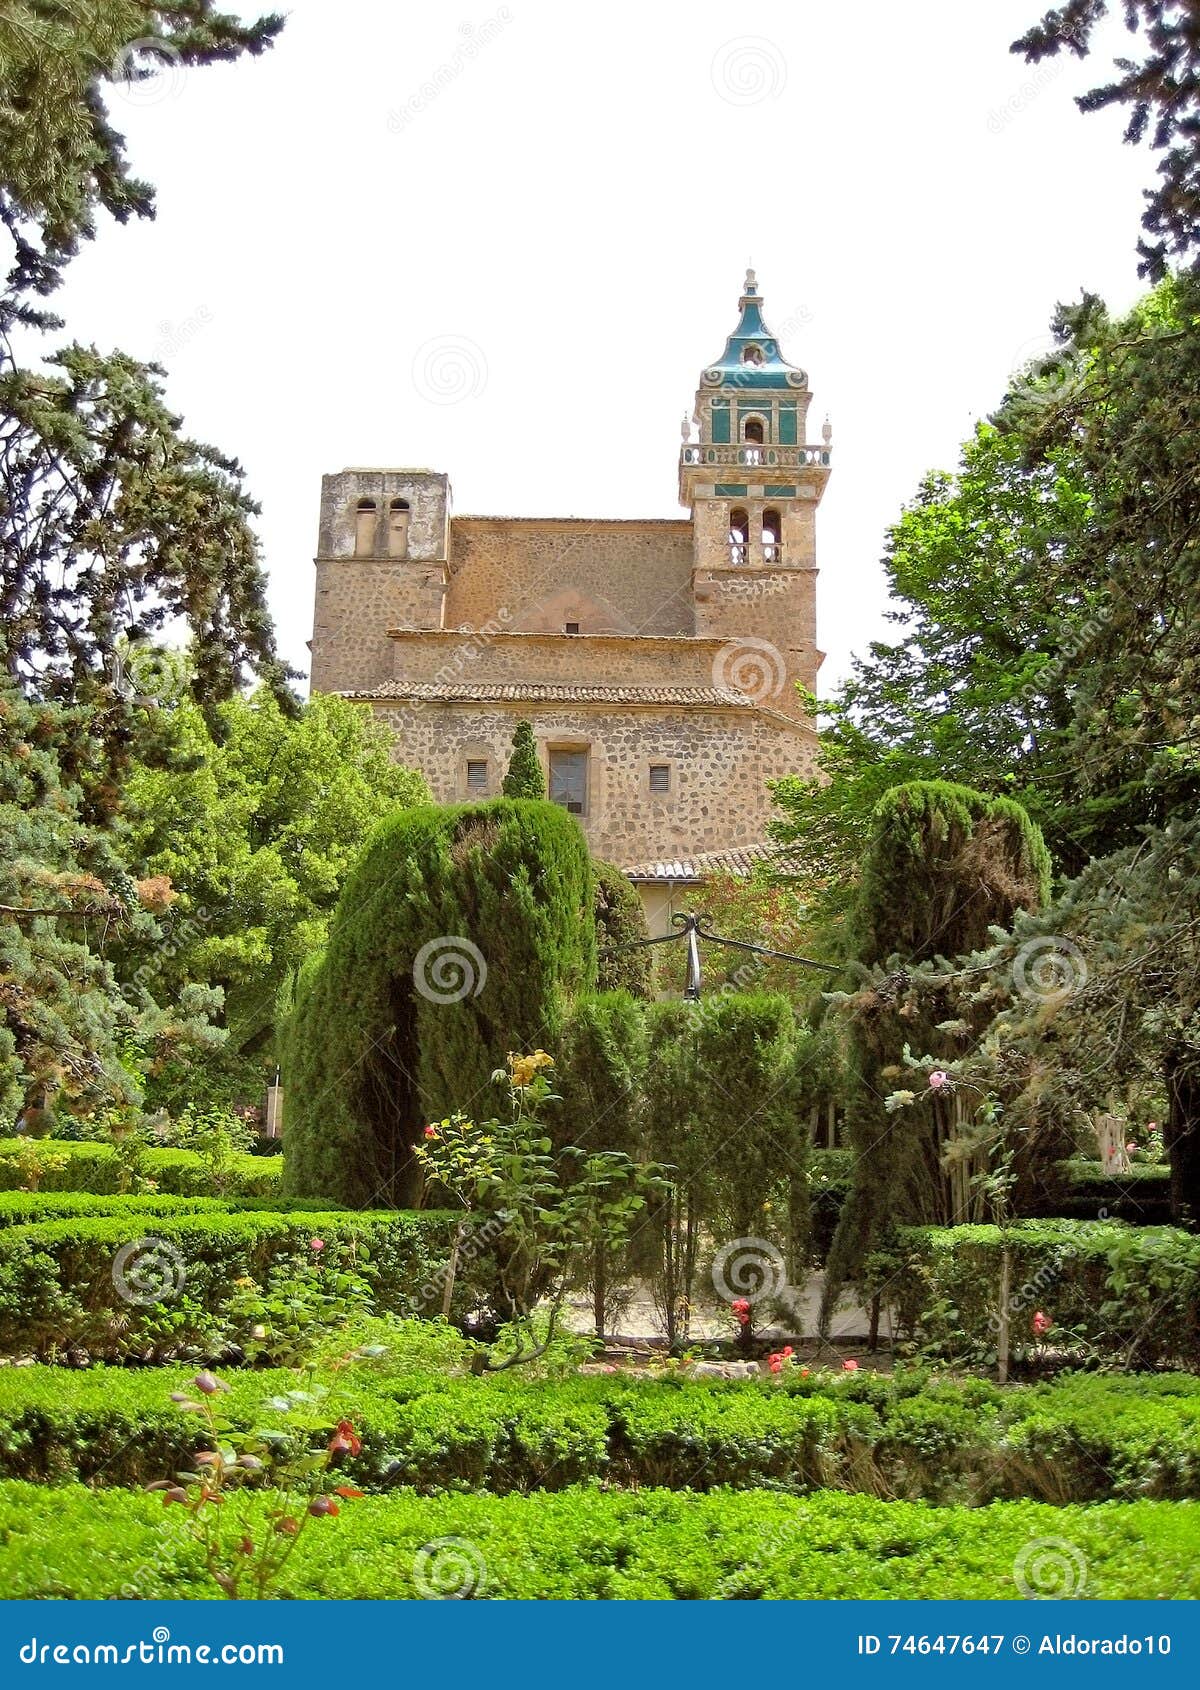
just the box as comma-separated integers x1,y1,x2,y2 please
309,468,451,695
679,268,831,716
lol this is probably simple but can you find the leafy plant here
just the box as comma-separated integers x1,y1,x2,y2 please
150,1359,375,1599
415,1053,667,1369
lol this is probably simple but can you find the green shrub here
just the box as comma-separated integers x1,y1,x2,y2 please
593,862,652,997
5,1343,1197,1506
0,1481,1196,1599
0,1209,497,1360
870,1218,1200,1367
0,1192,229,1227
282,799,596,1208
0,1139,282,1199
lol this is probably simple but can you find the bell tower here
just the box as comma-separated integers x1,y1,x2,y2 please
680,270,831,716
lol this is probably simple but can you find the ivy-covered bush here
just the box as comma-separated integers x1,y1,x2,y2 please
282,799,596,1208
0,1139,282,1199
0,1209,497,1360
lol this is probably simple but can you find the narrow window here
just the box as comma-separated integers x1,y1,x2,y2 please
742,345,763,366
354,498,377,557
564,621,580,635
743,418,765,444
762,508,782,564
387,497,411,558
729,506,749,566
466,759,489,795
549,749,588,816
649,764,670,794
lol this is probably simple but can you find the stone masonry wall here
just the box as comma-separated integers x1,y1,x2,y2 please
446,518,695,637
387,631,740,690
368,698,817,864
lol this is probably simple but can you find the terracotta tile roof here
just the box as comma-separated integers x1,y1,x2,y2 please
339,681,756,707
621,841,806,882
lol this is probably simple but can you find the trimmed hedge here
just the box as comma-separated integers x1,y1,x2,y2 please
0,1192,230,1227
0,1211,495,1360
1029,1161,1173,1226
0,1139,283,1199
2,1349,1200,1504
0,1481,1195,1599
870,1218,1200,1366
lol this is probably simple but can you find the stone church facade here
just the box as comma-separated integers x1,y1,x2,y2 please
308,273,831,891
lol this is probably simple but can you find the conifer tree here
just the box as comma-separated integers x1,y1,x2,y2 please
501,720,545,800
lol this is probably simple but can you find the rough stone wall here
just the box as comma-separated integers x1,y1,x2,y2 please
388,631,739,690
311,561,448,694
367,698,816,864
445,518,695,637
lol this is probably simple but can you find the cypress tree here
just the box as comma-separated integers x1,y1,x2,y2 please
282,798,595,1207
501,721,545,799
822,781,1050,1321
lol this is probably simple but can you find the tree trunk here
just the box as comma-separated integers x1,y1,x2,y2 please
1165,1048,1200,1228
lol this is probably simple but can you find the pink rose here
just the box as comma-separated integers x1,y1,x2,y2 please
928,1070,949,1090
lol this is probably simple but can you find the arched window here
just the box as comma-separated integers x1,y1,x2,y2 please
388,497,411,558
742,345,763,366
762,507,782,564
743,418,765,444
354,498,377,557
728,506,749,566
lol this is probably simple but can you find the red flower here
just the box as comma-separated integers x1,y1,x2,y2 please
768,1356,783,1374
308,1496,339,1517
309,1238,325,1253
842,1358,859,1372
334,1486,365,1500
799,1367,810,1378
782,1346,793,1358
1032,1310,1051,1336
328,1420,362,1457
423,1125,438,1139
275,1517,299,1536
238,1537,254,1556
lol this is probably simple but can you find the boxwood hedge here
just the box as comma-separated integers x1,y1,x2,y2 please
0,1211,495,1360
869,1218,1200,1367
0,1140,283,1199
0,1482,1195,1599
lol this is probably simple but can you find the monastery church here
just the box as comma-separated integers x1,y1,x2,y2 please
308,273,831,927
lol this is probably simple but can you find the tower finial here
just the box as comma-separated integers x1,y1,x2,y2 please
744,265,757,293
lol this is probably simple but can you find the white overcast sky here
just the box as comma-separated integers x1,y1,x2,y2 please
50,0,1151,695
